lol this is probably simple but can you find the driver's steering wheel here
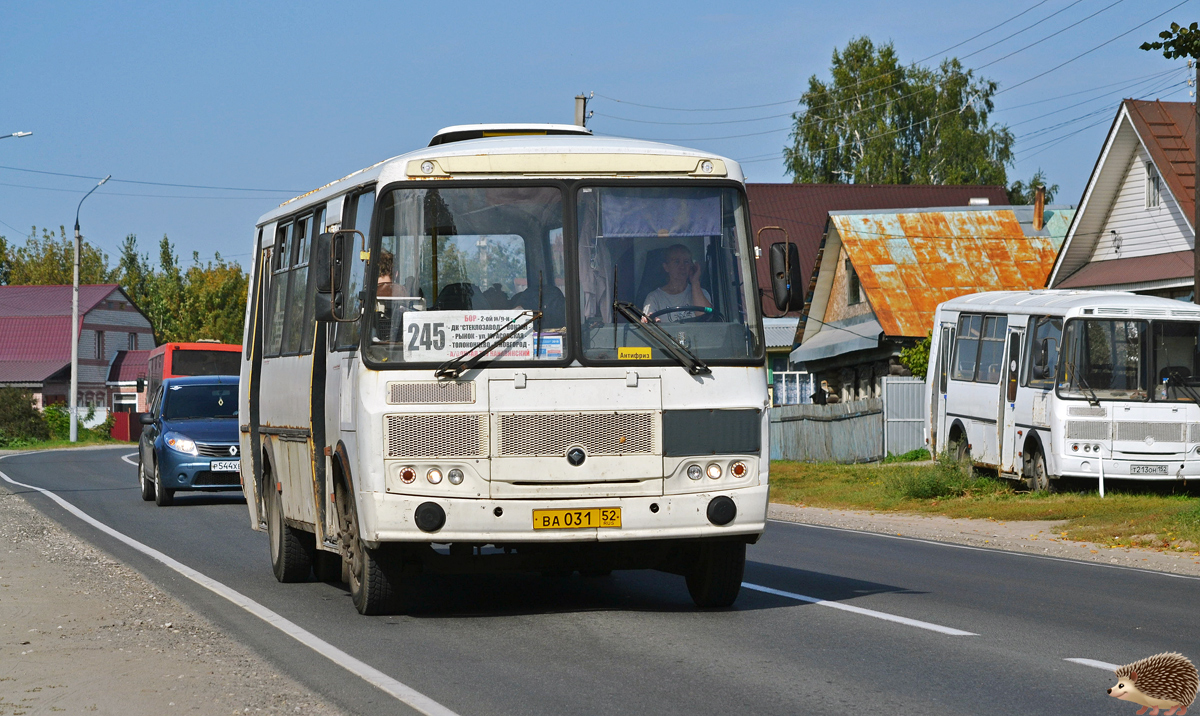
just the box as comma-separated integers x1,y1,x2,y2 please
647,305,723,323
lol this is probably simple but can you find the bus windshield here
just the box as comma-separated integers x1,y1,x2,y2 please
1059,319,1148,401
172,349,240,377
576,186,761,363
366,186,566,366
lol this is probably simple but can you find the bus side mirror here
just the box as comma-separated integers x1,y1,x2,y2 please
768,242,804,312
313,230,363,323
136,377,145,393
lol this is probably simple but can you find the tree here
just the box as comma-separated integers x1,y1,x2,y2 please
1007,169,1059,204
1141,22,1200,59
899,333,931,380
177,251,249,344
4,226,113,285
784,37,1013,186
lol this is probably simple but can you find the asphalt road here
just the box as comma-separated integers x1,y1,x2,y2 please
2,446,1197,716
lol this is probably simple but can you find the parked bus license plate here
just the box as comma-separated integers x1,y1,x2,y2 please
211,460,240,472
533,508,621,530
1131,464,1168,475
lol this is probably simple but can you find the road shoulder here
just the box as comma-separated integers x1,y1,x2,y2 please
769,502,1200,577
0,483,347,715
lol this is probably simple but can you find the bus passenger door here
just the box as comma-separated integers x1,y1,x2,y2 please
999,329,1023,474
933,324,953,454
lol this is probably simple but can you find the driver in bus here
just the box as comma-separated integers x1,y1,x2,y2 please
642,244,712,322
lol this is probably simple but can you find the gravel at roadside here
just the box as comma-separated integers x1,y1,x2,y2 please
0,482,348,715
769,502,1200,578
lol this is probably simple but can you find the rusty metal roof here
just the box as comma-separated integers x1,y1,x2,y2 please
827,205,1074,338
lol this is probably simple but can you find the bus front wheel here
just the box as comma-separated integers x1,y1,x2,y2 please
686,540,746,608
1024,449,1053,492
952,435,974,480
336,480,402,615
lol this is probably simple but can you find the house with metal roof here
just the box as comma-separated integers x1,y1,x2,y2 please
791,204,1074,402
0,284,155,413
1048,100,1195,296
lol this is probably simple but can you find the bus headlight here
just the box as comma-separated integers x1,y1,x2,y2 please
399,466,416,484
687,465,703,480
1083,444,1090,452
1072,444,1079,452
447,468,464,485
706,463,722,479
730,461,748,478
426,468,443,485
1093,444,1101,453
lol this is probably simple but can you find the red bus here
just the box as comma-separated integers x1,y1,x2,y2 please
146,341,242,400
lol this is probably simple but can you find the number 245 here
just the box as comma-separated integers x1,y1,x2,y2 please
407,323,446,351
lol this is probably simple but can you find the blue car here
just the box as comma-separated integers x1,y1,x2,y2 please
138,375,241,506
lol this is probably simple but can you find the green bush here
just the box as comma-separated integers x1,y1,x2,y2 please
882,448,931,463
43,405,69,439
884,449,1008,500
0,388,50,446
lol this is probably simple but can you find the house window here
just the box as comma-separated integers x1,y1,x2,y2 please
95,331,104,359
846,258,863,306
1146,162,1162,208
128,332,137,350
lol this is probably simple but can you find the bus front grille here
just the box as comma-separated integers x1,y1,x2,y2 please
497,412,657,457
1066,421,1110,440
1191,423,1200,443
1115,422,1185,443
385,414,488,458
387,381,474,404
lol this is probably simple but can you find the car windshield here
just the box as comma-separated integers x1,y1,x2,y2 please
365,186,566,366
1058,319,1148,401
163,384,238,420
576,186,762,362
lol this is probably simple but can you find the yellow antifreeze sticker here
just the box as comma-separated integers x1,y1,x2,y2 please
618,347,652,360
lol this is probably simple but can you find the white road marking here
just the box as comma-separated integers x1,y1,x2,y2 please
769,519,1200,581
1066,658,1120,671
122,452,138,466
741,582,977,636
0,451,459,716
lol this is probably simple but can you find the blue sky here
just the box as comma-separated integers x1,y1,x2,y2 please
0,0,1192,268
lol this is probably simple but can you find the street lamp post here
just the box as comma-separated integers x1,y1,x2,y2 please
69,175,111,442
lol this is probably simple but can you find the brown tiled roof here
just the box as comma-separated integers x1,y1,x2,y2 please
0,316,72,361
1055,249,1193,289
746,184,1010,317
1126,100,1196,222
107,350,150,383
0,284,120,317
0,360,68,384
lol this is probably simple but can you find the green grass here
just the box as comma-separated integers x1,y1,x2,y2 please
0,433,131,451
770,455,1200,552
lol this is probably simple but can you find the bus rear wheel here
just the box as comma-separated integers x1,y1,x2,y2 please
336,480,402,615
686,540,745,608
267,485,313,583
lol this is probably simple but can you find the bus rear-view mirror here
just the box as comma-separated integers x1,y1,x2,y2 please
313,232,338,294
768,242,804,312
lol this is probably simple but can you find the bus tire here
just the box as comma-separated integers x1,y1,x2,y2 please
686,540,745,608
336,480,401,615
952,434,974,480
267,485,313,583
1024,448,1052,493
139,456,154,501
313,550,342,583
153,463,174,507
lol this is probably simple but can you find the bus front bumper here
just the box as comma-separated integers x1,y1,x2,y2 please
1059,455,1200,480
359,484,769,545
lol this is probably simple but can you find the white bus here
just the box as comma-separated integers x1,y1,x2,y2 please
927,290,1200,493
238,124,772,614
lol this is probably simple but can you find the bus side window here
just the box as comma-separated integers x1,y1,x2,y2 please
245,228,262,360
281,215,311,355
335,189,375,351
951,314,982,381
939,326,951,394
1026,316,1061,389
977,316,1007,384
265,224,291,357
300,207,325,355
1006,332,1020,402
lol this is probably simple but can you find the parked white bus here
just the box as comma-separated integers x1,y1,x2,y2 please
238,124,773,614
927,290,1200,493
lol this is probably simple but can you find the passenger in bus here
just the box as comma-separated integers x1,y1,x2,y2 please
642,244,712,322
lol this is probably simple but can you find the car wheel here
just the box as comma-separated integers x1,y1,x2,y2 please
686,540,745,609
266,484,313,583
153,462,174,507
139,456,154,502
337,479,401,615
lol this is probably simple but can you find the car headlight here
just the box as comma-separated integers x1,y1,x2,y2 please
163,431,198,456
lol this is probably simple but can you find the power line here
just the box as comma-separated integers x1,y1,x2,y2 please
974,0,1127,71
955,0,1089,63
915,0,1054,63
0,163,303,193
0,180,282,200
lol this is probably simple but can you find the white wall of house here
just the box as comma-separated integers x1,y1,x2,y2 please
1090,143,1193,262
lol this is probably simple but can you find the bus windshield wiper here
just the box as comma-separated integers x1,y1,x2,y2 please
1067,361,1101,407
435,310,542,380
1166,370,1200,408
612,301,711,376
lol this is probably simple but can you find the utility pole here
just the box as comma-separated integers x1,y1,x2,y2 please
574,93,593,127
70,175,110,442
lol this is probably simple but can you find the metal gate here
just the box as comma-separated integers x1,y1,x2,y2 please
882,376,927,457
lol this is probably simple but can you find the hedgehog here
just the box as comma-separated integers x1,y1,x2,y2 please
1108,652,1198,715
